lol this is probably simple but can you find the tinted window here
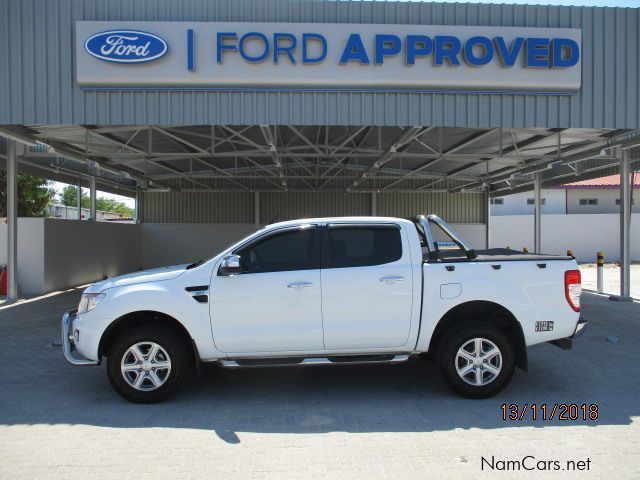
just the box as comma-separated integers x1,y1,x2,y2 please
235,228,318,274
325,226,402,268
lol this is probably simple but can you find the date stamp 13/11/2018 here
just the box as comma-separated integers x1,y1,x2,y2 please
501,403,599,421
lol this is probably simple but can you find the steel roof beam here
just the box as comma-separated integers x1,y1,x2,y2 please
153,127,250,191
348,126,429,190
380,128,499,191
260,125,287,190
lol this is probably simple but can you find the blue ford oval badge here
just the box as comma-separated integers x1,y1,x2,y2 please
84,30,168,64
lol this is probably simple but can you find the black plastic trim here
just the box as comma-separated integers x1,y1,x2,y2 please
186,285,209,292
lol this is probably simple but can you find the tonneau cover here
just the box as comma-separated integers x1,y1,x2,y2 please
424,248,573,263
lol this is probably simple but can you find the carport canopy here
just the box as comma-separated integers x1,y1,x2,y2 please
1,124,638,196
1,124,639,301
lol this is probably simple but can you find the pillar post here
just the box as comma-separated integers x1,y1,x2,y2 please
484,185,491,249
371,192,377,216
6,141,20,300
136,189,145,224
534,173,542,253
254,191,260,226
611,145,632,301
76,180,82,220
89,177,96,221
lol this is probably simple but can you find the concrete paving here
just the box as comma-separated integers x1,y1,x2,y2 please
0,288,638,480
580,263,640,300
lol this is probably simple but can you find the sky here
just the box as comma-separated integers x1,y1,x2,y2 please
398,0,638,6
51,181,135,208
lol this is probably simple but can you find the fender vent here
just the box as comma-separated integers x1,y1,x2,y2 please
186,286,209,303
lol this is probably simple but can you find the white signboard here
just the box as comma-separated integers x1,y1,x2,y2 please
76,21,582,92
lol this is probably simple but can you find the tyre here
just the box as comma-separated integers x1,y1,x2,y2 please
106,325,190,403
438,322,515,399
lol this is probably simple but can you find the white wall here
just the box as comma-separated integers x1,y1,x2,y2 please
490,189,566,216
490,213,640,262
566,189,640,214
0,219,46,294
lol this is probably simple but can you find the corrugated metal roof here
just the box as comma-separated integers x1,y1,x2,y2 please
0,0,638,128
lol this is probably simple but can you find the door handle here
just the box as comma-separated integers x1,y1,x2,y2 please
380,275,404,284
287,281,313,289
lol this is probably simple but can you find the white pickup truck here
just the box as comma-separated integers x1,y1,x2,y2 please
62,215,586,403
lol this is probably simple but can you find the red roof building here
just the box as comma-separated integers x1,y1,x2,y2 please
559,174,640,189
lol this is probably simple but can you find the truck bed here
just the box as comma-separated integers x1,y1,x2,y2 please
423,248,573,263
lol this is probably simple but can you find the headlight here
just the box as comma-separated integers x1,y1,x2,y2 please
78,293,106,314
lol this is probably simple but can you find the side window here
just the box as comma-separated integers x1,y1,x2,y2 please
235,227,318,274
325,225,402,269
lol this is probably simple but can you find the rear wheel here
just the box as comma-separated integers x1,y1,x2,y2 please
438,322,515,399
106,325,189,403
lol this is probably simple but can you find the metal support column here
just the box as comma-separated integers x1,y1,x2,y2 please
534,174,542,253
371,192,377,216
76,180,82,220
135,190,144,224
484,185,491,249
89,177,96,221
6,141,20,300
611,145,632,301
254,191,260,226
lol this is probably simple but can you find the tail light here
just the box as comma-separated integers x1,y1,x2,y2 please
564,270,582,312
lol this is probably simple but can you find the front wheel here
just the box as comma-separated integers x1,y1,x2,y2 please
438,322,515,399
106,325,189,403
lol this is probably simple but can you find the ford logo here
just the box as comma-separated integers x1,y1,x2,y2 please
84,30,168,64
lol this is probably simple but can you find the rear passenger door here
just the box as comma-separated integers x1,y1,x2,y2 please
320,223,414,350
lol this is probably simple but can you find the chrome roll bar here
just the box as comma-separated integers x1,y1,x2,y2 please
416,214,477,260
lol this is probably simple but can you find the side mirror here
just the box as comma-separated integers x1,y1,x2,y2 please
218,254,242,276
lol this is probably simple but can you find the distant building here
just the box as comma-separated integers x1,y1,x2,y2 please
491,174,640,216
48,204,126,222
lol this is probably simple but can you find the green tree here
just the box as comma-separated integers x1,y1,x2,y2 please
96,197,134,217
60,185,89,208
0,171,55,217
59,185,134,217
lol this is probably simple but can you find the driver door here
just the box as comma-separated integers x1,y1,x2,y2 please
209,225,324,354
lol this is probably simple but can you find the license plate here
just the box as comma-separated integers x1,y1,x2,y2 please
535,321,554,332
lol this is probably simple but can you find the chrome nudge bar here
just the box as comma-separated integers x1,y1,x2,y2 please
416,214,477,260
61,309,99,366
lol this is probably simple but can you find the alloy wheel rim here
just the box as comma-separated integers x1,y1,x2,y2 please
455,337,502,386
121,341,172,391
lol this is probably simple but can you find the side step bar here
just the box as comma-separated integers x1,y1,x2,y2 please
219,354,410,368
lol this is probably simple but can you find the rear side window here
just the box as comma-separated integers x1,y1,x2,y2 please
235,227,318,274
325,225,402,269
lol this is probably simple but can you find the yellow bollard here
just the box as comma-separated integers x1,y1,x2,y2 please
567,249,574,257
523,247,529,253
597,251,604,294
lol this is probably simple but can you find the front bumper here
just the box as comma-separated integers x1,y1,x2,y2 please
61,309,99,366
549,318,589,350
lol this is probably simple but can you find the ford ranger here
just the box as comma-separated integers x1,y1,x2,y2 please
61,215,587,403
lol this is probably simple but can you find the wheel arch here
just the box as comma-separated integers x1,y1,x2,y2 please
429,300,528,371
98,311,199,364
